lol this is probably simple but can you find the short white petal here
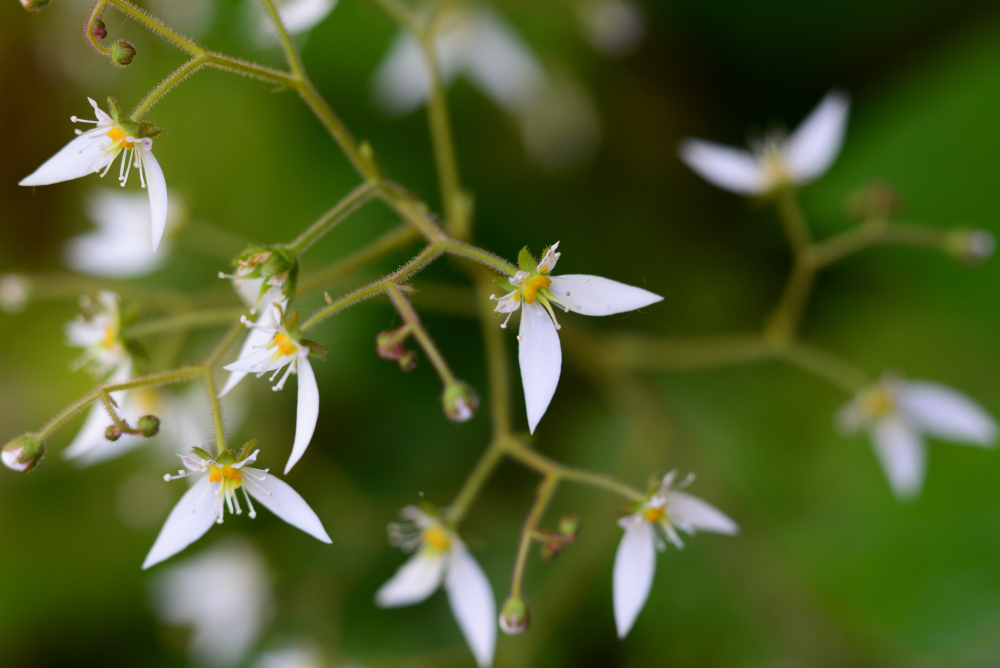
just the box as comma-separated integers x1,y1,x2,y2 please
896,381,998,446
518,302,562,434
219,328,272,397
277,0,337,34
244,468,331,543
140,149,169,252
666,491,739,535
678,138,766,195
445,544,497,668
224,345,283,374
613,520,657,638
375,550,447,608
548,275,662,316
142,477,218,569
19,132,113,186
872,419,927,501
372,32,432,115
783,89,850,184
285,358,318,474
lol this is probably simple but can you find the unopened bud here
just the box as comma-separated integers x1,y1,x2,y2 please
558,514,579,536
398,350,417,371
20,0,52,11
377,328,418,371
92,18,107,40
844,181,902,221
110,41,136,67
499,596,531,635
138,415,161,438
105,425,122,442
2,435,44,472
442,382,479,423
945,228,995,265
0,274,30,314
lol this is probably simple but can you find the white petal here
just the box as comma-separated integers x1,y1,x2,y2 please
219,328,272,397
518,302,561,434
19,131,113,186
140,149,169,252
666,491,739,535
224,345,285,374
613,520,657,638
783,89,850,184
285,357,318,474
375,550,447,608
896,381,998,446
872,419,927,500
677,138,766,195
142,477,219,569
372,32,432,115
548,275,662,316
461,9,545,112
277,0,337,34
244,468,331,543
63,401,120,461
445,543,497,668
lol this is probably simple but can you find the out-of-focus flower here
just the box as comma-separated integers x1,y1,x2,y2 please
372,5,599,170
253,643,327,668
837,374,998,500
65,189,184,278
258,0,338,38
679,89,850,196
576,0,646,57
153,538,273,666
613,471,737,638
223,304,319,474
491,242,661,433
0,275,31,313
20,97,169,250
376,506,496,668
65,291,130,379
143,447,331,569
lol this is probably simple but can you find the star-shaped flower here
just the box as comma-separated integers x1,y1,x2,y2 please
492,242,662,433
222,304,321,474
375,506,496,668
678,89,850,196
65,290,131,379
613,471,737,638
143,446,331,569
20,97,168,250
836,374,998,500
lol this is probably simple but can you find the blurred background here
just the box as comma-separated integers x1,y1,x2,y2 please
3,0,1000,665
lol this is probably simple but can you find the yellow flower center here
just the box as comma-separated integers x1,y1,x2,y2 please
271,332,299,357
103,326,117,349
106,126,136,149
422,525,452,552
862,387,895,418
522,275,552,304
208,465,243,487
642,506,666,523
760,148,790,184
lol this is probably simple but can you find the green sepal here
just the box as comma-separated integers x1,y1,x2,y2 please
492,277,517,292
239,439,258,461
215,450,237,466
285,309,300,333
192,446,214,461
135,121,162,138
106,96,122,123
417,501,442,520
517,247,537,273
303,339,327,361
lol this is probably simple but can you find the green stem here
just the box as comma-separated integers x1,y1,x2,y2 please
598,332,777,370
504,437,644,502
439,239,518,275
202,368,227,451
130,56,208,120
125,307,246,339
296,226,419,296
476,274,512,437
781,342,868,394
100,391,135,433
444,439,506,526
385,284,460,387
286,182,379,255
105,0,205,54
765,260,815,342
775,188,811,253
510,474,559,598
377,182,448,242
257,0,306,80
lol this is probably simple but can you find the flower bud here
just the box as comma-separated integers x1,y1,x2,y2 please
20,0,52,11
376,328,418,372
499,596,531,635
2,435,44,472
92,18,108,40
442,382,479,423
844,181,902,221
110,41,136,67
558,514,579,537
0,274,30,314
105,425,122,442
138,415,161,438
945,228,995,265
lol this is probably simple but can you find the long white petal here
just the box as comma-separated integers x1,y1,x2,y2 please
142,477,219,569
872,419,926,500
613,520,657,638
375,550,447,608
548,275,662,316
224,346,285,374
518,302,561,434
19,132,113,186
462,9,545,112
445,543,497,668
677,138,766,195
286,357,318,474
140,149,169,252
666,491,739,535
219,328,272,397
277,0,337,34
372,32,432,115
63,364,131,461
783,89,850,184
896,381,998,446
244,468,331,543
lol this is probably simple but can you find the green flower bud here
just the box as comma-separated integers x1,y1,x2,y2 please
2,434,44,472
945,228,995,265
110,41,136,67
499,596,531,635
105,425,122,441
442,382,479,423
92,19,107,40
138,415,161,438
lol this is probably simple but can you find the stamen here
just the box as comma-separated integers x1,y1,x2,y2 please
272,362,295,391
242,487,257,519
500,311,514,329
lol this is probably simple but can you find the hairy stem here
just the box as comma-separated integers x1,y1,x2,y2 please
510,474,560,598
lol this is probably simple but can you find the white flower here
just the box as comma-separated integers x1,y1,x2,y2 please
222,304,319,474
253,643,327,668
577,0,647,57
836,375,998,500
0,274,30,314
613,471,737,639
20,97,169,250
678,89,850,196
153,538,273,667
375,507,496,668
65,290,131,379
143,447,331,570
65,189,184,278
259,0,338,37
492,242,662,433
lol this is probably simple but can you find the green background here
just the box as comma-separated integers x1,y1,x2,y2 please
2,0,1000,665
